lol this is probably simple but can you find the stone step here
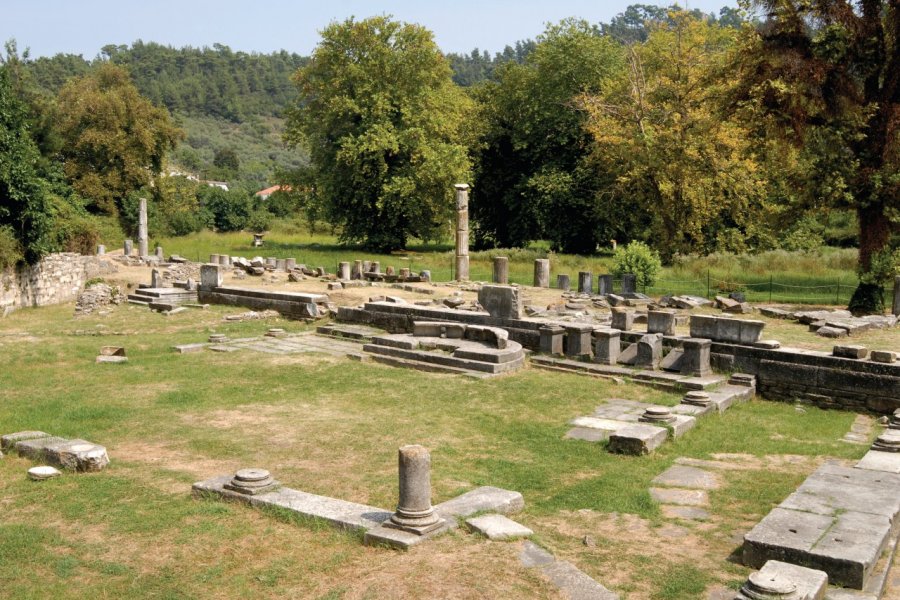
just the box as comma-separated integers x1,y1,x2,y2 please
368,354,491,379
363,343,522,374
530,356,687,392
315,324,381,342
126,296,151,305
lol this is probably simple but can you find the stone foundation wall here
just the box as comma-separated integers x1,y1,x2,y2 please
0,253,116,315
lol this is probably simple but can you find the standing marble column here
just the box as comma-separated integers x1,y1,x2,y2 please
533,259,550,288
455,184,470,281
493,256,509,284
137,198,149,258
386,445,443,535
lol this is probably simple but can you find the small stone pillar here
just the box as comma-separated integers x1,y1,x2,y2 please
275,258,285,271
351,260,362,279
96,244,106,256
894,276,900,317
454,184,470,281
124,239,133,256
647,310,676,335
200,264,223,291
210,254,220,264
533,259,550,288
387,445,443,535
155,246,164,260
286,258,297,271
371,261,380,274
219,255,231,267
265,257,277,269
385,265,395,276
598,274,613,296
539,325,565,355
420,270,431,282
150,269,162,288
680,338,711,377
611,308,634,331
578,272,593,294
622,273,637,295
635,333,662,370
137,197,149,258
399,267,411,280
557,274,570,292
593,329,621,365
338,262,351,281
564,324,594,358
492,257,509,284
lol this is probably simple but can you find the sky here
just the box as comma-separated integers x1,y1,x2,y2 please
2,0,738,59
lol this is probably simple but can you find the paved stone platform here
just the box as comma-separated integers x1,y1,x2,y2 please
174,332,366,358
743,462,900,589
519,541,619,599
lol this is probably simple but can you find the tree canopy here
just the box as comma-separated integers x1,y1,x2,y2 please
285,16,473,251
54,63,182,215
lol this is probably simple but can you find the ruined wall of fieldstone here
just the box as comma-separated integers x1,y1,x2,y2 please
0,253,117,316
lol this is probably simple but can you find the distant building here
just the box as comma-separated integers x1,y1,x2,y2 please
205,181,229,191
255,185,290,200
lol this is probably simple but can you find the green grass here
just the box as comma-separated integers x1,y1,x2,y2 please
0,302,870,598
156,222,861,305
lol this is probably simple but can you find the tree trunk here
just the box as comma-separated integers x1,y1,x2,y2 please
848,202,892,314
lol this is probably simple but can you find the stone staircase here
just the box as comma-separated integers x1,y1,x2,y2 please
127,287,198,308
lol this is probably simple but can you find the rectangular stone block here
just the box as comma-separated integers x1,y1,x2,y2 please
689,314,718,339
1,431,50,451
477,285,522,319
435,486,525,518
200,264,223,291
597,274,612,296
592,329,621,366
577,272,593,294
539,325,565,355
622,273,637,294
564,324,593,358
608,424,667,455
680,338,712,377
834,345,868,359
611,308,633,331
647,310,676,335
739,319,766,344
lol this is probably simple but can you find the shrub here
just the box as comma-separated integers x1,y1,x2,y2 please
0,225,23,269
201,187,254,232
612,241,662,287
245,210,272,234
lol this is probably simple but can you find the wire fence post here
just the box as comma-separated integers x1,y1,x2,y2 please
706,270,710,299
836,280,840,305
769,275,773,304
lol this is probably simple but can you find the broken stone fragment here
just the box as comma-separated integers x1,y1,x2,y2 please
28,465,61,481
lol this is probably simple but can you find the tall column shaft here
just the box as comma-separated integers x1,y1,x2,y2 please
138,197,149,258
455,184,470,281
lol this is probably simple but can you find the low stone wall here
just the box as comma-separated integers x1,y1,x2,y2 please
0,253,117,316
198,286,330,319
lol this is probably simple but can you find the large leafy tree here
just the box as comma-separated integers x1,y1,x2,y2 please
583,11,769,260
54,63,182,215
285,16,472,251
734,0,899,313
0,65,52,264
471,20,624,253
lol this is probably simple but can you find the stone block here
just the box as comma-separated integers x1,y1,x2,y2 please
577,271,593,294
592,329,620,366
647,310,676,335
45,439,109,472
689,314,717,339
564,324,594,358
533,259,550,288
14,436,69,461
435,486,525,518
834,345,868,359
597,274,613,296
856,450,900,474
539,325,565,355
200,264,223,291
871,350,896,364
680,338,712,377
1,431,51,451
477,285,522,319
608,424,667,455
611,308,634,331
652,465,720,489
635,333,663,370
492,257,509,284
466,514,533,540
556,274,569,291
649,488,708,506
622,273,637,294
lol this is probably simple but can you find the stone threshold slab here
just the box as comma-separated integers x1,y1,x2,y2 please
530,355,721,391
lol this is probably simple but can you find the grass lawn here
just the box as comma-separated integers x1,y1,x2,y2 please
0,299,875,599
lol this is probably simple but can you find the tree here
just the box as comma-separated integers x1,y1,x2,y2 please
213,147,240,173
284,16,472,251
471,20,624,253
54,63,182,215
582,11,769,260
733,0,900,313
0,65,52,263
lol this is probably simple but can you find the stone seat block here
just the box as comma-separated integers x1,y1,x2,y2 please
608,424,667,455
466,514,533,540
1,431,50,451
435,486,525,519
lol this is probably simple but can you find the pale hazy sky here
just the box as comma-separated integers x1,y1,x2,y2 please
3,0,739,59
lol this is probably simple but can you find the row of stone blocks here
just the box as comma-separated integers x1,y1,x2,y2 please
1,431,109,472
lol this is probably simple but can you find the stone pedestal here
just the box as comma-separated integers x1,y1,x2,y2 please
593,329,621,365
539,325,565,355
220,255,231,267
622,273,637,295
533,259,550,288
155,246,164,260
556,274,570,291
399,267,410,279
124,239,133,256
285,258,296,271
493,257,509,284
338,262,351,281
611,308,634,331
371,261,380,274
578,272,593,294
597,274,613,296
351,260,362,280
200,264,223,291
150,269,162,288
478,285,522,319
387,445,444,535
894,276,900,317
97,244,105,256
680,338,711,377
455,184,470,281
137,197,149,257
210,254,220,264
564,324,594,358
635,333,663,369
420,270,431,282
647,310,676,335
